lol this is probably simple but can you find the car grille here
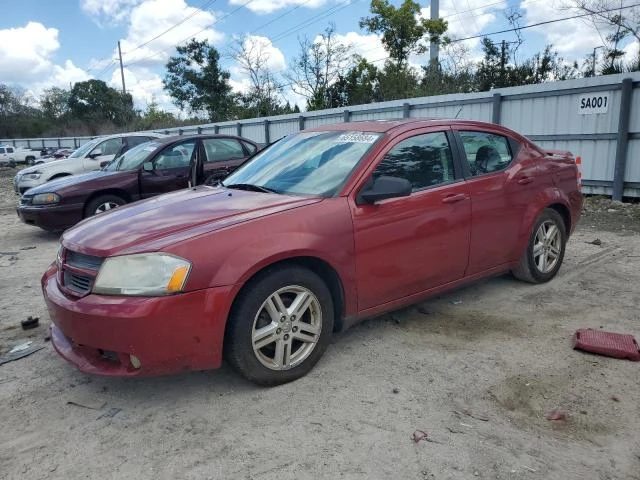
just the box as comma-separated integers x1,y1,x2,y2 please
58,247,104,297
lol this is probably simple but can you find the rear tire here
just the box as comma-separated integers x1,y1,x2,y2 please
512,208,567,283
225,266,334,386
84,194,126,218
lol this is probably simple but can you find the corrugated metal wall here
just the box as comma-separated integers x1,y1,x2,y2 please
3,72,639,196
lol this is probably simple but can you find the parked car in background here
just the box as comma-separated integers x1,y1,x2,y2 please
17,134,258,231
40,119,582,385
13,133,164,194
0,145,38,167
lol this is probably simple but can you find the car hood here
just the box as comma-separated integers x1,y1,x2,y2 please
63,187,323,257
25,170,123,194
19,157,78,175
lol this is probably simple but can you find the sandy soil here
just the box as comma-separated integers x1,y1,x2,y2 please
1,166,639,480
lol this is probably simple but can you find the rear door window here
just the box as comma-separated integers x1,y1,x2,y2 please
458,131,513,176
154,141,196,170
203,139,246,163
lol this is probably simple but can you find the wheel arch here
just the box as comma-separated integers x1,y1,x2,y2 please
227,256,346,334
83,189,132,217
547,202,571,234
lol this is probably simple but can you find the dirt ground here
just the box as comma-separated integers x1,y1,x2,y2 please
1,165,639,480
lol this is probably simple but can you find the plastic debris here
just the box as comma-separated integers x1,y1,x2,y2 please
586,238,602,246
451,300,463,305
412,430,429,443
0,343,45,366
21,316,39,330
573,329,640,361
9,341,33,353
546,409,566,421
66,400,107,410
97,408,122,420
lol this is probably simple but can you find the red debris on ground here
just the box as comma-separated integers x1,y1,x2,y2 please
573,329,640,361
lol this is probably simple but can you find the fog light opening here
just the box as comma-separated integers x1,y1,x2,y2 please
130,355,142,369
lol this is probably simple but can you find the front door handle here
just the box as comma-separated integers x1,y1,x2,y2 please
441,193,468,204
518,176,535,185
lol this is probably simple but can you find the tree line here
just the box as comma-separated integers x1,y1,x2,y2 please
1,0,638,139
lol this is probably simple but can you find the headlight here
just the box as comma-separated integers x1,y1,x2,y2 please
32,193,60,205
25,172,42,180
92,253,191,296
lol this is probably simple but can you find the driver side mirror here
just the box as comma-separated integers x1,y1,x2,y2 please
357,175,412,205
142,162,154,172
88,149,103,159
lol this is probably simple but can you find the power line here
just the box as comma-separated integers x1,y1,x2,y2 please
450,2,640,43
124,0,256,68
271,0,354,42
250,0,317,35
122,0,219,56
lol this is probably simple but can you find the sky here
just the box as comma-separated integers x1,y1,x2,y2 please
0,0,637,114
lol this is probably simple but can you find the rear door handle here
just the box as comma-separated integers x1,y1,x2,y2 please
518,176,535,185
441,193,468,204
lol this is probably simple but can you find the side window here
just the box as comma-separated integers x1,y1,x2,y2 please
93,138,122,157
241,140,257,155
458,131,513,176
372,132,454,191
154,141,196,170
0,148,5,154
127,136,153,148
6,147,13,154
203,139,246,163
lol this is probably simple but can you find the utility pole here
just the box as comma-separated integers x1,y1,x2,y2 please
117,40,126,94
592,46,604,77
429,0,439,65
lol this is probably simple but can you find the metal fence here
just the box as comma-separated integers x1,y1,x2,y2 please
3,72,638,198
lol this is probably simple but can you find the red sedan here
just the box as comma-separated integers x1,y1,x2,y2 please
42,119,582,385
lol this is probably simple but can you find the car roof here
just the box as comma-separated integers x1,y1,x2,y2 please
306,118,517,136
150,134,258,145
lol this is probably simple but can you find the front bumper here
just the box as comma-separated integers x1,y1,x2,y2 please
17,203,84,231
15,177,45,194
42,267,234,376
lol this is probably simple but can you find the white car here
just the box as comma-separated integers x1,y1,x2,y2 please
0,145,38,167
14,133,163,194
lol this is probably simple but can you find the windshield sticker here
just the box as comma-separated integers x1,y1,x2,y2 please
335,133,378,144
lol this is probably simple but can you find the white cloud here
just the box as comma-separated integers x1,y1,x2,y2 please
0,22,60,83
521,0,604,57
81,0,143,26
108,67,178,112
240,35,286,72
118,0,224,68
331,32,387,64
421,0,507,53
51,61,91,88
229,0,328,15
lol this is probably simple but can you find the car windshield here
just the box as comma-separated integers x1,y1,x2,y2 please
222,131,381,197
103,141,161,171
68,138,101,159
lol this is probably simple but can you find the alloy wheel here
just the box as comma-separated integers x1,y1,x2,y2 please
251,285,322,371
533,220,562,274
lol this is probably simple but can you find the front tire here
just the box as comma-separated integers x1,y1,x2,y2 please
84,194,126,218
225,266,334,386
512,208,567,283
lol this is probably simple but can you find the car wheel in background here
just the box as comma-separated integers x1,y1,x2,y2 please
512,208,567,284
25,156,35,165
225,266,334,386
85,194,126,217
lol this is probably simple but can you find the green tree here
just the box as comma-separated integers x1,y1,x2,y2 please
40,87,70,120
285,24,351,110
377,62,420,101
68,79,134,131
163,39,235,121
359,0,448,68
326,57,381,106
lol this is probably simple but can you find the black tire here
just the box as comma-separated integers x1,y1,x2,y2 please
84,194,126,218
225,266,334,386
512,208,567,284
25,156,35,165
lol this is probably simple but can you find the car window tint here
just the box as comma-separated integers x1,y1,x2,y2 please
458,131,513,176
94,138,122,156
127,136,153,148
372,132,454,191
0,148,5,154
241,140,257,155
203,139,245,163
154,141,196,169
6,147,13,153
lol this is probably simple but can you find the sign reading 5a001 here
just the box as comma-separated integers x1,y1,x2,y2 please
578,94,609,114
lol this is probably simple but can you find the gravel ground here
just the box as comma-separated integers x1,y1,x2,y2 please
1,166,640,480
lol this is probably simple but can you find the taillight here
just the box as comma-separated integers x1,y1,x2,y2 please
575,156,582,191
